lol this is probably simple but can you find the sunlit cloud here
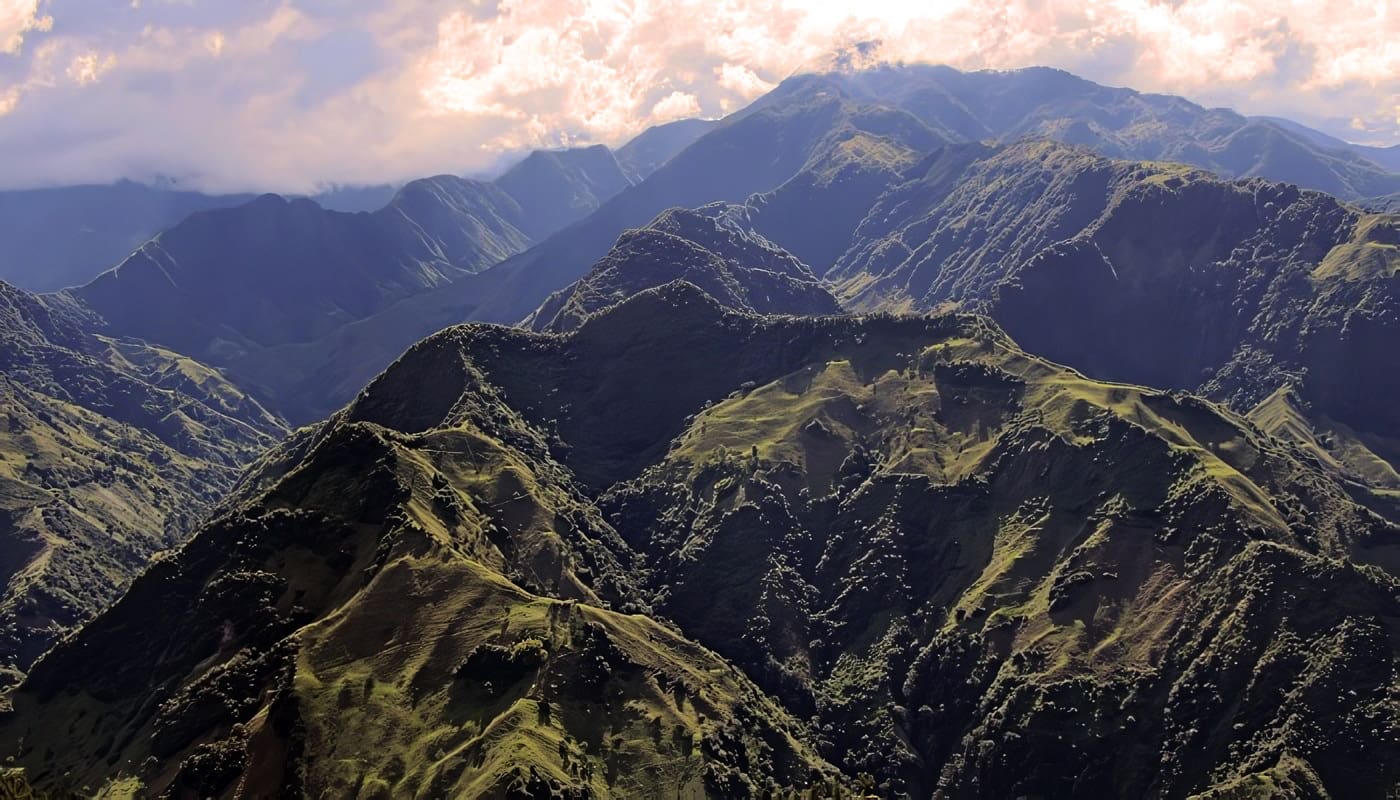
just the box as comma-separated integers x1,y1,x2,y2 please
66,50,115,85
0,0,1394,192
0,0,50,55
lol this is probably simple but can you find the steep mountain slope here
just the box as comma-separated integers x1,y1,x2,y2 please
825,141,1400,473
0,280,285,687
1247,387,1400,494
5,285,1395,797
0,291,845,797
0,182,253,293
597,292,1398,797
526,204,840,332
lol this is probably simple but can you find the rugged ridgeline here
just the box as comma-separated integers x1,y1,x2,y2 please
0,286,855,798
4,285,1396,797
819,140,1400,491
825,65,1400,201
0,280,285,688
215,76,943,424
51,67,1400,428
526,204,840,332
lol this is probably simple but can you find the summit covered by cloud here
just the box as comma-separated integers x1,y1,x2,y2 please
0,0,1396,193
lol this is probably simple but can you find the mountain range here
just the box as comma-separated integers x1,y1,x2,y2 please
45,65,1396,427
1,63,1399,798
3,285,1395,797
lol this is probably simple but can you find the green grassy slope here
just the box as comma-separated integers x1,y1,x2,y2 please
820,140,1400,488
0,314,841,796
0,280,285,687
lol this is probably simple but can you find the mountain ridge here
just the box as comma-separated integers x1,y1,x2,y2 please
4,286,1395,796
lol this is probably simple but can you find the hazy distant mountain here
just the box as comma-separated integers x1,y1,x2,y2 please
305,183,399,212
824,65,1400,200
614,117,718,181
1257,115,1400,173
71,186,531,367
492,144,634,239
0,182,253,293
70,146,642,394
40,67,1400,430
6,285,1394,796
0,182,409,293
240,75,948,423
0,280,284,686
235,66,1400,429
527,203,840,331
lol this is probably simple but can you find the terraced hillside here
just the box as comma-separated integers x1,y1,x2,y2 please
0,280,285,687
5,285,1395,797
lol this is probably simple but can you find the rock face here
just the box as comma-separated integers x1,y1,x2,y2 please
0,280,285,686
527,204,840,332
4,286,1396,797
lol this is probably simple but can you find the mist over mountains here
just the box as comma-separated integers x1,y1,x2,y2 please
1,63,1398,799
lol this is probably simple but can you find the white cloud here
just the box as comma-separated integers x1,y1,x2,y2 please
66,50,115,85
650,90,700,121
0,0,1395,191
0,0,50,55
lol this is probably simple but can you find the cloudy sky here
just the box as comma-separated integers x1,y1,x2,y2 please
0,0,1396,192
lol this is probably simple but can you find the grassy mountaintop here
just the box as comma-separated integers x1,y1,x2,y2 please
0,280,285,687
0,287,851,797
526,204,840,332
6,284,1395,797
